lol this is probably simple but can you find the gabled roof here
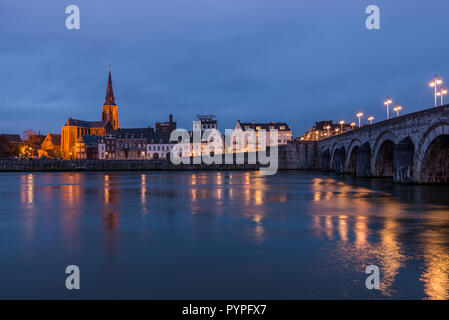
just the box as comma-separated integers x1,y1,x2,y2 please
0,134,22,143
110,128,153,139
148,131,172,144
48,133,61,145
65,118,109,128
236,121,291,131
77,135,102,146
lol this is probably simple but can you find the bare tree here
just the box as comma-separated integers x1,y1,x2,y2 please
22,129,37,141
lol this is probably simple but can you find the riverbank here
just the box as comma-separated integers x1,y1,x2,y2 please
0,159,264,172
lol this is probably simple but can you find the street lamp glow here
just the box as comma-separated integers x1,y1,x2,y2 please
356,112,363,128
339,120,345,131
368,116,374,124
430,75,443,107
384,97,393,120
437,87,448,106
350,122,356,130
393,105,402,117
325,125,331,136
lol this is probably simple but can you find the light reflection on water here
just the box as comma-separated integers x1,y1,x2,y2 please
3,171,449,299
309,176,449,299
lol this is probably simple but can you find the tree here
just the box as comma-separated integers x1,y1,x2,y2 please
22,129,37,141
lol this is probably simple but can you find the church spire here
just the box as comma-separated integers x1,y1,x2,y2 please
104,69,116,106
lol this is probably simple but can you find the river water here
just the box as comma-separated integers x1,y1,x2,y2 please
1,170,449,299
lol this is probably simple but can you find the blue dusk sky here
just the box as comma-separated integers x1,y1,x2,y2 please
0,0,448,136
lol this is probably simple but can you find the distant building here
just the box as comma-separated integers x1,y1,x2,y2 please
0,134,22,158
26,134,45,158
0,134,22,145
194,115,218,132
61,70,118,159
156,114,177,133
300,120,353,141
99,128,152,160
147,131,176,159
75,135,102,159
112,128,151,160
38,133,61,158
61,118,111,159
232,121,292,152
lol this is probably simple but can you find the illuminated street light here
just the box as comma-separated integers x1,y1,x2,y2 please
356,112,363,128
436,87,448,106
335,128,340,135
368,116,374,125
384,97,393,120
350,122,356,130
339,120,345,132
325,125,331,136
393,105,402,117
430,75,443,108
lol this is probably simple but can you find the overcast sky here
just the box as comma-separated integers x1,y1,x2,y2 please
1,0,448,136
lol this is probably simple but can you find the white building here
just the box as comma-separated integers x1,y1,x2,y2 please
146,132,175,160
231,120,292,152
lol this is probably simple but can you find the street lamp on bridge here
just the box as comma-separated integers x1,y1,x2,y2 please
339,120,345,132
393,105,402,117
429,75,443,108
384,97,393,120
350,122,355,130
368,116,374,125
356,112,363,128
436,87,448,106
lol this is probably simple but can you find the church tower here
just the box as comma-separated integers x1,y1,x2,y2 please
102,70,119,130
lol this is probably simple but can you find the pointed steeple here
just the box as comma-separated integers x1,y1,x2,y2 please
104,70,116,106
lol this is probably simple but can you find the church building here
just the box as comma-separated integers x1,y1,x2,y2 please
61,70,119,159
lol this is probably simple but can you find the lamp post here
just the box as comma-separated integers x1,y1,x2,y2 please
335,128,340,135
356,112,363,128
430,75,443,108
384,97,393,120
339,120,345,132
368,116,374,125
437,87,448,106
325,125,331,136
350,122,355,130
393,105,402,117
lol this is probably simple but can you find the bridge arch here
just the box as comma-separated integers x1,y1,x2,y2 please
332,146,346,173
372,131,398,177
346,139,361,173
416,122,449,183
330,143,345,168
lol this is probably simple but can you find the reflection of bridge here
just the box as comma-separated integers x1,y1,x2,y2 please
317,105,449,183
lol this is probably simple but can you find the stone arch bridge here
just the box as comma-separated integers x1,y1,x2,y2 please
316,105,449,183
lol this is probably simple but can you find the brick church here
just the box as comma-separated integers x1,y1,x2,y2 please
61,70,119,159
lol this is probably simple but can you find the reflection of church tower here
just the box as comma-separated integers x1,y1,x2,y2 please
102,70,119,130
